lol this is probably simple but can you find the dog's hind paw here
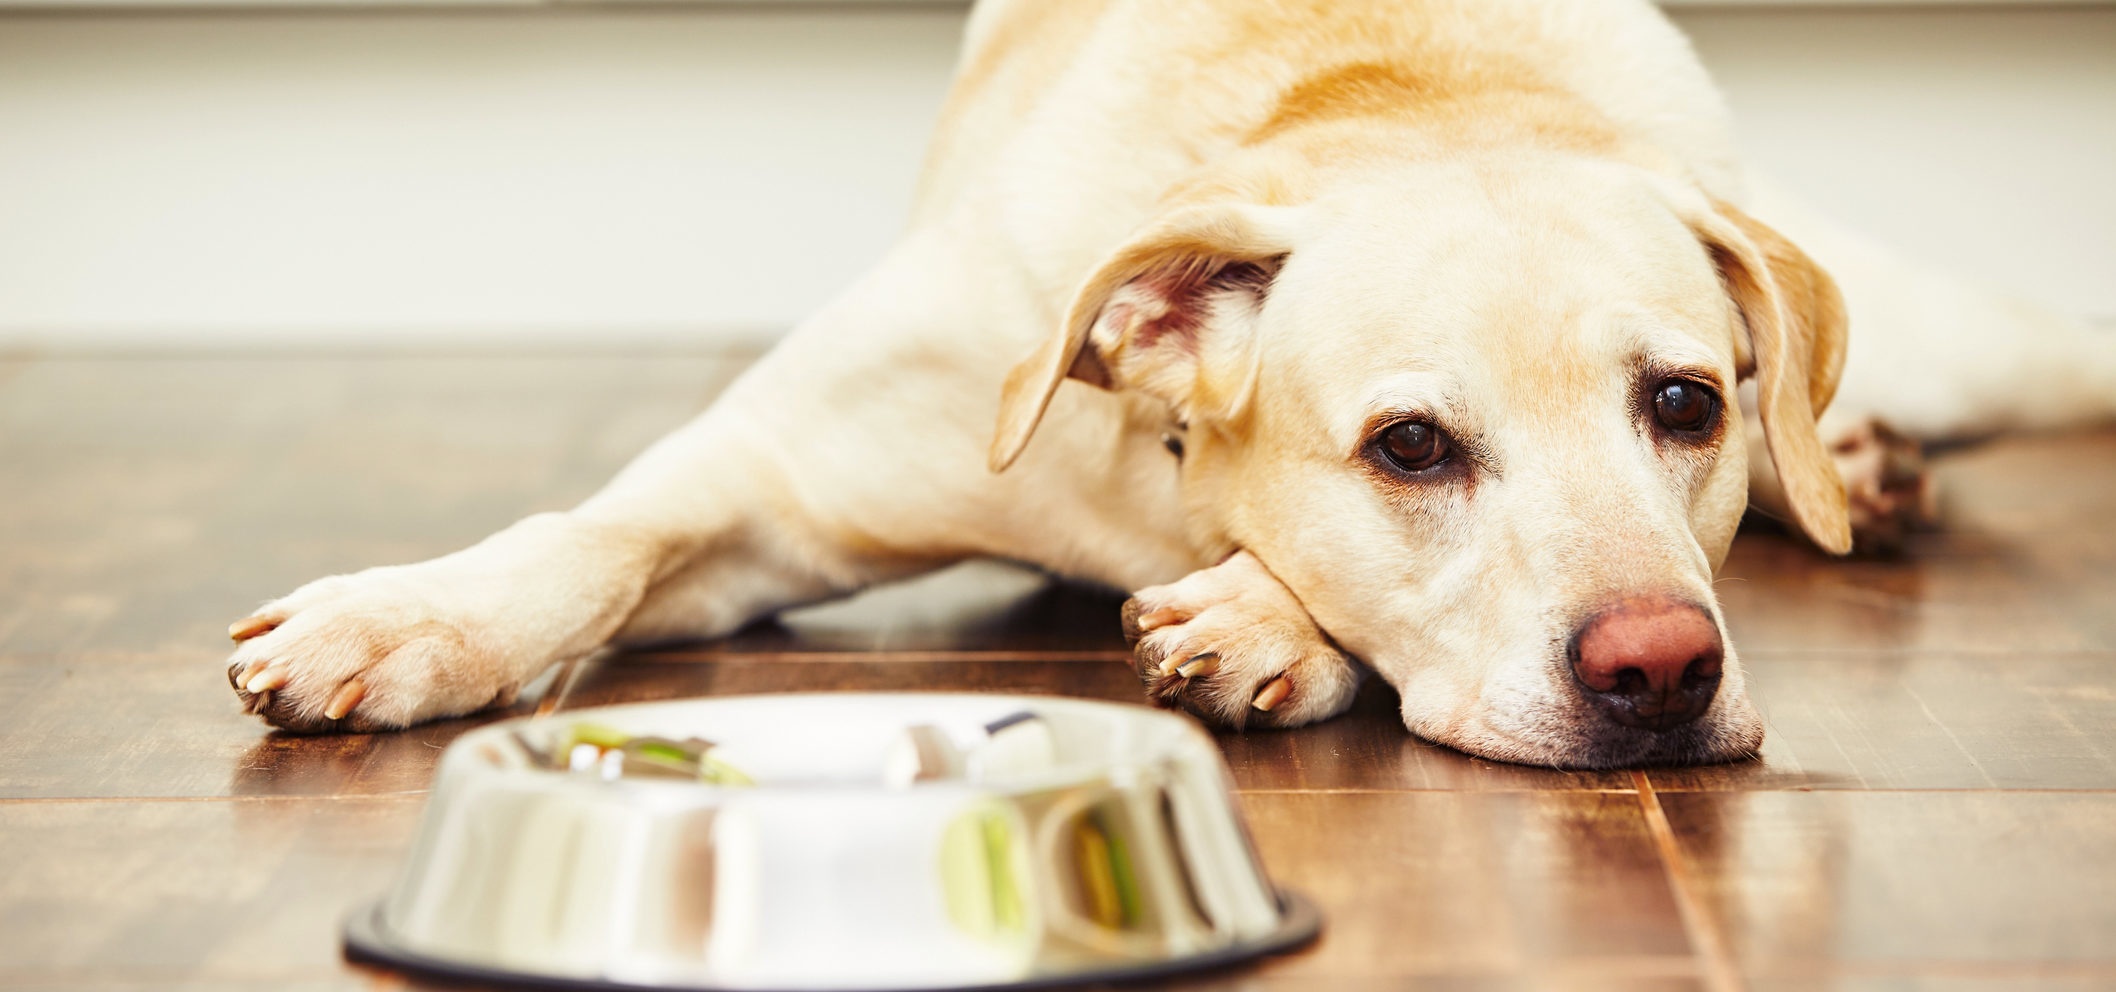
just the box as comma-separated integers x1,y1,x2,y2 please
1122,551,1363,730
1831,416,1938,554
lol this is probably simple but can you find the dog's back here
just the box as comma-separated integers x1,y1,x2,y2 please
915,0,1749,282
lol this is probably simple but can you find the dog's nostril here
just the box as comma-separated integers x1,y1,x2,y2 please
1612,667,1648,697
1681,655,1721,689
1570,597,1725,733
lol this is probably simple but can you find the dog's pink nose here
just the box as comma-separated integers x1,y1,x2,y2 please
1570,597,1724,732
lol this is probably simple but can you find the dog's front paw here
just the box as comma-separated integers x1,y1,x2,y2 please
1121,551,1362,729
1830,416,1937,553
224,567,524,734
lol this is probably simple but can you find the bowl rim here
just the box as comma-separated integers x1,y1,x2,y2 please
451,692,1228,799
343,888,1322,992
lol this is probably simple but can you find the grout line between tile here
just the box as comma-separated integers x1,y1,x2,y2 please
1234,787,1640,795
0,968,389,985
1643,785,2116,795
0,793,427,805
1746,962,2116,980
1634,769,1746,992
1735,648,2116,660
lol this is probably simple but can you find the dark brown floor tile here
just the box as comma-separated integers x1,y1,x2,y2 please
1718,431,2116,655
1750,975,2116,992
0,980,372,991
0,357,737,655
0,797,419,985
555,652,1149,708
1718,532,2116,655
1931,430,2116,541
1138,973,1705,991
1660,792,2116,974
0,649,551,799
667,560,1130,654
0,969,1719,991
1236,791,1696,980
1651,650,2116,791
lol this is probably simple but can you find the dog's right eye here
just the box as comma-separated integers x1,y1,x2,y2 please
1650,378,1721,436
1374,421,1452,474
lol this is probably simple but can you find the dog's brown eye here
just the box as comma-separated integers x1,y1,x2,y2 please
1376,421,1450,473
1652,379,1719,434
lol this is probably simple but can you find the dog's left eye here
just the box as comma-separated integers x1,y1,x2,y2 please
1651,378,1720,435
1373,420,1452,474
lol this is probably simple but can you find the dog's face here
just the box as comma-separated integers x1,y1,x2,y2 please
993,157,1850,767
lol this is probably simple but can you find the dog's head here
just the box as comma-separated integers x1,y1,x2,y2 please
991,157,1849,768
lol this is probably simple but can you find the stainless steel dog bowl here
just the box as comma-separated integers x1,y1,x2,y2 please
344,693,1319,991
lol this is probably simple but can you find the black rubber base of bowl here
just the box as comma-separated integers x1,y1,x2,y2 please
344,890,1321,992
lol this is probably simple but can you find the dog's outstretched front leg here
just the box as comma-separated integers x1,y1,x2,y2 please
221,404,849,732
223,238,977,732
224,511,678,731
1122,550,1364,729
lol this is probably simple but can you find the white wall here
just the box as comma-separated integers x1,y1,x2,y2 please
0,3,2110,349
1679,5,2116,323
0,6,966,348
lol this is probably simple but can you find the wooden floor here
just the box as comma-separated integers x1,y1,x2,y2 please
3,353,2114,992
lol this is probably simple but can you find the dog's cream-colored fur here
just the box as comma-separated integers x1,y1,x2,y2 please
225,0,2116,768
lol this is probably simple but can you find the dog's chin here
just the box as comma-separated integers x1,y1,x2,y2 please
1407,696,1766,771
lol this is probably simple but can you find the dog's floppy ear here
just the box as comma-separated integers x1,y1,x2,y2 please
1688,197,1854,554
988,202,1299,472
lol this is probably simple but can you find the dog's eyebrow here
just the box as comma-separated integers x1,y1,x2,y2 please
1633,353,1729,393
1355,371,1461,425
1620,326,1731,390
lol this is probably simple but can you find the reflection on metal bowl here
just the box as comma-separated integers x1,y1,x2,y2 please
344,693,1320,991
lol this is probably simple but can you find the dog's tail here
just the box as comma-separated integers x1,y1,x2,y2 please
1747,174,2116,443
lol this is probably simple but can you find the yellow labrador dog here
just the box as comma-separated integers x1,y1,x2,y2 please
225,0,2116,767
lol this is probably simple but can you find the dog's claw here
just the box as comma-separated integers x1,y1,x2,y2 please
1135,607,1185,634
1175,653,1220,679
1253,676,1292,712
325,679,368,721
245,665,288,694
229,616,279,642
1122,551,1361,729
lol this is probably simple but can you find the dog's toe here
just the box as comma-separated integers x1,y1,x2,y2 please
1121,554,1361,730
223,573,517,734
228,614,281,642
1830,416,1938,553
1139,631,1357,730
